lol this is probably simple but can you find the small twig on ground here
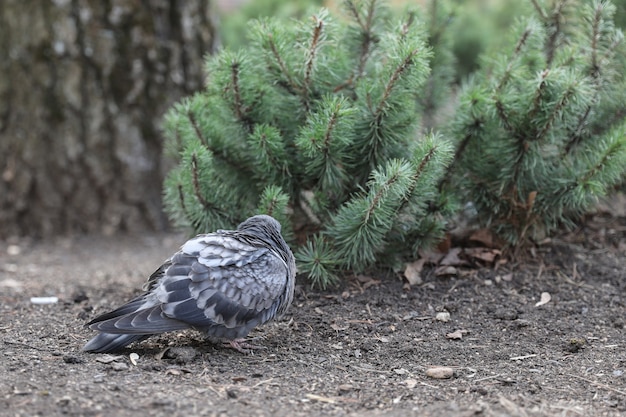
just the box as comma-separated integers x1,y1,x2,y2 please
547,404,585,416
557,271,593,289
568,373,626,396
510,354,537,361
4,341,44,351
474,374,502,382
350,365,393,374
294,358,327,371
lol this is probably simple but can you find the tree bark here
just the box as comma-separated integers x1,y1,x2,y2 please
0,0,217,237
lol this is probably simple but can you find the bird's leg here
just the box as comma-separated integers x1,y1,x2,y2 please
223,338,266,354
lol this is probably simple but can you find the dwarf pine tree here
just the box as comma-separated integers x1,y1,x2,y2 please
445,0,626,247
162,0,455,287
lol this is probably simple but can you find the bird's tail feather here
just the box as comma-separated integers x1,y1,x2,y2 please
83,333,150,353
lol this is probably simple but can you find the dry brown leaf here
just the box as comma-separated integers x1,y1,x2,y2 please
355,274,373,283
440,247,466,266
436,234,452,253
469,229,497,248
535,292,551,307
362,279,380,290
404,259,425,285
527,191,538,210
355,274,380,290
465,247,501,264
435,265,458,276
418,249,445,264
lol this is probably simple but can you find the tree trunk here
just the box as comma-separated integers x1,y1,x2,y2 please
0,0,217,238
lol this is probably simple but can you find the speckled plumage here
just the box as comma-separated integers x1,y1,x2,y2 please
83,215,296,353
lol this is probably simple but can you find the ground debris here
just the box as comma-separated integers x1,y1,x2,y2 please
446,329,468,340
95,354,123,364
535,292,551,307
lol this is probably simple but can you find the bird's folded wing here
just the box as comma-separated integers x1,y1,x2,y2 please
158,234,289,328
87,233,288,334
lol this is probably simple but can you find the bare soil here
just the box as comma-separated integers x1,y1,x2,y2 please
1,213,625,417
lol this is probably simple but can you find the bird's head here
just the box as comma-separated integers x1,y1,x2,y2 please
237,214,282,234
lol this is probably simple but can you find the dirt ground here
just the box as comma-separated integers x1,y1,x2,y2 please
1,210,625,417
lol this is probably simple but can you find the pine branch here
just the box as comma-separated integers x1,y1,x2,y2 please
343,0,379,87
496,26,533,93
329,159,413,269
397,145,437,215
545,0,568,66
259,22,300,96
322,102,340,153
597,31,624,72
590,1,603,76
438,129,473,192
565,105,593,154
187,109,209,148
535,79,579,141
191,153,211,210
494,99,515,133
228,60,255,133
373,48,420,121
402,13,416,42
579,133,626,187
528,69,550,123
230,62,245,120
295,234,339,289
177,184,187,216
530,0,548,20
303,14,324,108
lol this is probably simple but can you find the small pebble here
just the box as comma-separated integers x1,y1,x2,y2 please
425,366,454,379
7,245,21,256
435,312,450,322
56,396,71,406
338,384,354,392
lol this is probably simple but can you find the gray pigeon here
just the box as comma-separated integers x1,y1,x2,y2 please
83,215,296,353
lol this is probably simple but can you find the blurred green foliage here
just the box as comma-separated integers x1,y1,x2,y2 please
218,0,324,50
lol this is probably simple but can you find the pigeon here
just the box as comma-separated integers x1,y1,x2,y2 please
83,215,296,353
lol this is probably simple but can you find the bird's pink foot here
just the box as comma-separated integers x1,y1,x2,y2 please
223,338,266,354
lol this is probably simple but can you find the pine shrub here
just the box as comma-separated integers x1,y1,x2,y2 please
446,0,626,247
162,0,455,288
